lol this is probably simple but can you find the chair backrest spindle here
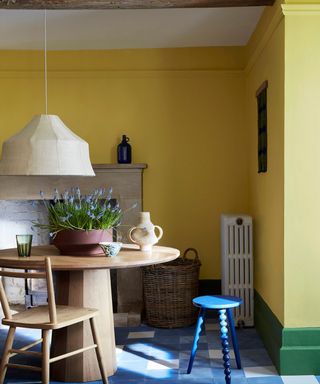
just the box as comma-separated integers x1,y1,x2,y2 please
0,276,12,319
45,257,57,324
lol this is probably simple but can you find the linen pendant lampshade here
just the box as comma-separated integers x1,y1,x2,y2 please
0,9,95,176
0,114,95,176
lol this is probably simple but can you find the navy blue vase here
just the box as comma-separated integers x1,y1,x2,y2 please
117,135,132,164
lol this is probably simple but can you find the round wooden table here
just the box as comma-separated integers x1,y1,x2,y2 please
0,244,180,382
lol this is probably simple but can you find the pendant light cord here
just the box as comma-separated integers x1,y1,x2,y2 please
44,9,48,115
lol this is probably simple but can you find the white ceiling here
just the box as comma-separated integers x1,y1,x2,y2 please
0,7,264,50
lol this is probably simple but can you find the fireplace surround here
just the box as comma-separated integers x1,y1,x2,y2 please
0,163,147,324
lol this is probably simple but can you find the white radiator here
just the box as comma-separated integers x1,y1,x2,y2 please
221,214,254,326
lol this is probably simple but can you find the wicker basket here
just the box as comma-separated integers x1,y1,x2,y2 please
143,248,201,328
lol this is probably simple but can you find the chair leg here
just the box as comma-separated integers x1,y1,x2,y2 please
42,330,51,384
219,309,231,384
0,326,16,384
226,308,241,369
89,317,109,384
187,307,206,374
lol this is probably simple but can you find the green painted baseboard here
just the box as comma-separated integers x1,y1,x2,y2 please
254,291,282,371
281,328,320,375
254,290,320,375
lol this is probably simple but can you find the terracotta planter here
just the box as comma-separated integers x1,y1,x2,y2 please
52,229,112,256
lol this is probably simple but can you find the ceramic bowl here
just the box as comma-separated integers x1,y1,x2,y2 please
99,242,122,257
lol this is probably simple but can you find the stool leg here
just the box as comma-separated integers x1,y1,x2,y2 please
219,309,231,384
187,307,206,374
226,308,241,369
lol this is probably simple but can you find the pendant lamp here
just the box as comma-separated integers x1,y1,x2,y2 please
0,11,95,176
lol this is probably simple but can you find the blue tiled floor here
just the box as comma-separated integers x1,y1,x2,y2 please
1,320,319,383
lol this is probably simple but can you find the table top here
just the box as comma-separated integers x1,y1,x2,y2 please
0,244,180,271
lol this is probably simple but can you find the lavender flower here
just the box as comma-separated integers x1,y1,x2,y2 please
53,188,59,203
33,187,125,236
68,196,74,204
96,212,104,220
62,190,69,203
75,187,81,200
107,187,113,200
85,195,92,203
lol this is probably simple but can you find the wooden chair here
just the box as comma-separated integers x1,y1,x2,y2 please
0,257,108,384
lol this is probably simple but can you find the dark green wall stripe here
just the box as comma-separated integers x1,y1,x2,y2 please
254,290,282,372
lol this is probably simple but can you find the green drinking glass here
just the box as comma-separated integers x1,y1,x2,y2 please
16,234,33,257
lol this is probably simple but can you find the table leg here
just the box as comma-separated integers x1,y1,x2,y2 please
51,269,116,382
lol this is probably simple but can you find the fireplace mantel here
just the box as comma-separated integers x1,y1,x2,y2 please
0,163,147,200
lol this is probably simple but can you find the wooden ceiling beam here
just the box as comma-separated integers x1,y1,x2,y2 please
0,0,276,10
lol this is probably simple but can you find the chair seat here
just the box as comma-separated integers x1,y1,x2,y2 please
192,295,242,309
3,305,98,330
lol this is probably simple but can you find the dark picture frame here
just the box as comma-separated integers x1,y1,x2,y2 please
256,80,268,173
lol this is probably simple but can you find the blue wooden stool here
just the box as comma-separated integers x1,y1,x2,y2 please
187,295,242,384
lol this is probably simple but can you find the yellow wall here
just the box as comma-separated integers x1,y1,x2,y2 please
245,2,285,324
283,4,320,327
246,0,320,328
1,3,317,328
0,47,249,279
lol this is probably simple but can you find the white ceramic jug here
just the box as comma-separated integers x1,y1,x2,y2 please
128,212,163,251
